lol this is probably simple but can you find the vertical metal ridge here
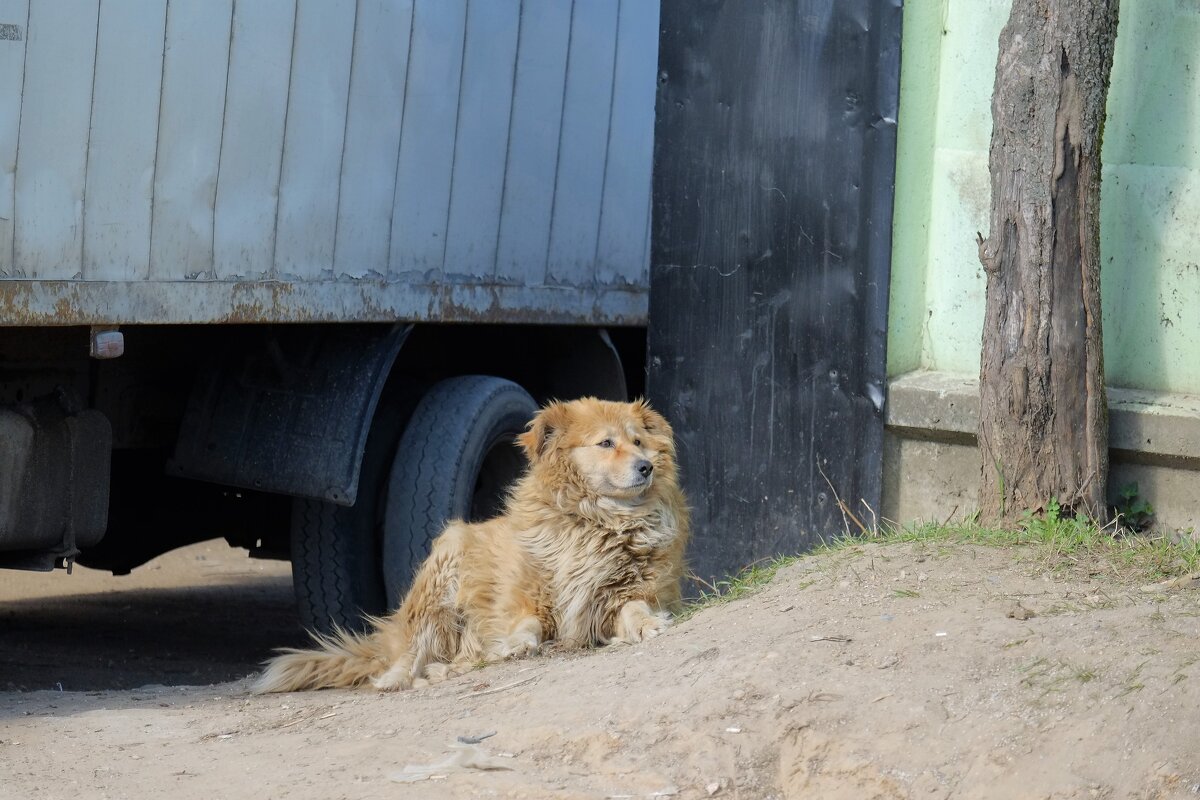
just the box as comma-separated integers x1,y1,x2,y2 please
146,0,172,280
439,0,473,278
7,0,33,276
590,0,622,286
490,0,524,282
269,0,302,280
542,0,576,286
385,0,418,279
210,0,237,279
330,0,362,278
79,0,104,279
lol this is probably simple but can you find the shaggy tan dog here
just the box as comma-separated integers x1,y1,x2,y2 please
253,397,689,693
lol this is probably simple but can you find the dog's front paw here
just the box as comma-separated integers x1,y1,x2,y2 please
637,612,671,641
491,617,543,660
498,628,541,659
614,601,671,644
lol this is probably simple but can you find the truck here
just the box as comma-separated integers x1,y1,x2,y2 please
0,0,659,633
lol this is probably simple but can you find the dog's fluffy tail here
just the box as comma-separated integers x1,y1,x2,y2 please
252,627,386,693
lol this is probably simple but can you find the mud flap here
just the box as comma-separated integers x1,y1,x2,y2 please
168,324,411,505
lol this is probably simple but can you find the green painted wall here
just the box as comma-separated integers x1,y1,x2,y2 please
888,0,1200,394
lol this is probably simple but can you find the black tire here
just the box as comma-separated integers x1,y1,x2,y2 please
289,497,387,635
288,383,413,635
382,376,537,607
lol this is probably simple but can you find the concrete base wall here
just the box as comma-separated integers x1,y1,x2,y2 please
883,371,1200,534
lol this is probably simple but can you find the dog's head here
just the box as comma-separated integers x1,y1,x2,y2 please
517,398,677,502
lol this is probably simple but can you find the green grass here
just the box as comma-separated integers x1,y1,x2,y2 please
821,513,1200,584
1116,660,1149,697
679,555,802,620
1017,658,1102,696
678,511,1200,622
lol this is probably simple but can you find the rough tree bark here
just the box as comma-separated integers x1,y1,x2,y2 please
977,0,1119,524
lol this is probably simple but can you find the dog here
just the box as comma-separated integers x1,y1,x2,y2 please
253,397,689,693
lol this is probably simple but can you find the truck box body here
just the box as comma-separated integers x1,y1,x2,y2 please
0,0,657,326
0,0,660,582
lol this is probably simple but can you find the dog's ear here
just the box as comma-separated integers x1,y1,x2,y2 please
634,399,673,438
518,401,571,461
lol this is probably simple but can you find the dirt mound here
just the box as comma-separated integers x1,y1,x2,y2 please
3,541,1199,799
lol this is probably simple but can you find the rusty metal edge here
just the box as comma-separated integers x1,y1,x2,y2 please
0,280,649,327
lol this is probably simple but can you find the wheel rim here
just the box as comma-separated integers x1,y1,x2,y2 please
468,433,526,521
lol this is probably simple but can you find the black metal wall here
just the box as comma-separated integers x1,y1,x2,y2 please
648,1,903,585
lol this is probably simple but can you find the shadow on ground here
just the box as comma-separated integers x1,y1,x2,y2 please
0,575,306,692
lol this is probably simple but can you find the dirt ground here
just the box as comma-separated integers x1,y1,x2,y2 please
3,539,1200,799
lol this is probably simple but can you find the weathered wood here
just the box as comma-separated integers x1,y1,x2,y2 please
649,0,903,583
977,0,1119,523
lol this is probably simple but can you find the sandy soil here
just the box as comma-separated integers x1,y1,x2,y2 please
2,539,1199,799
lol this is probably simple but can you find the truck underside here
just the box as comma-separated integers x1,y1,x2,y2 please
0,323,644,628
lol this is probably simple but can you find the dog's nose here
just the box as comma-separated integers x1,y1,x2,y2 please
635,459,653,478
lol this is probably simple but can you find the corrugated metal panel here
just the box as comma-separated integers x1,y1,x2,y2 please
389,0,467,280
443,0,521,280
211,0,295,280
0,0,28,278
274,0,356,281
0,0,657,325
149,0,233,281
546,0,619,287
596,0,659,287
333,0,413,280
13,1,98,280
83,0,166,282
494,1,572,287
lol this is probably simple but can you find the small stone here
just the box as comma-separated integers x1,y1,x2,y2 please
1006,604,1036,621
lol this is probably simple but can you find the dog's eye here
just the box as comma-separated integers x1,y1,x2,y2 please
598,439,615,448
633,438,642,447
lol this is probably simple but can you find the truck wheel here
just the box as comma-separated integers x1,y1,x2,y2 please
288,387,408,635
382,376,537,607
289,496,387,634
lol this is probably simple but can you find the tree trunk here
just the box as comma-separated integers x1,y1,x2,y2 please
977,0,1119,524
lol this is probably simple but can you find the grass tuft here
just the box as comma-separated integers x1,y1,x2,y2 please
676,510,1200,622
680,555,802,620
819,513,1200,584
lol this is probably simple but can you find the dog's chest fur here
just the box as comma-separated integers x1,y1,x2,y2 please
525,502,680,647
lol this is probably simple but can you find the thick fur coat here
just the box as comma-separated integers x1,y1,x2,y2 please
253,397,689,693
